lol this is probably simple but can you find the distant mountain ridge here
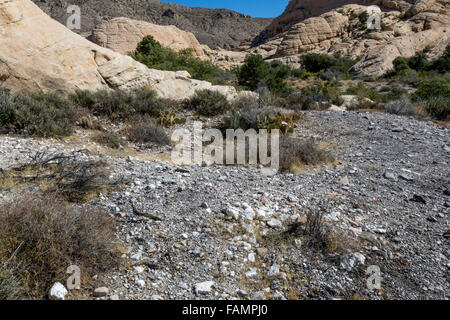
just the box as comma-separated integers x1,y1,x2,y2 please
31,0,272,50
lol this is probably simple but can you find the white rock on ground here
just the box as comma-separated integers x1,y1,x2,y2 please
49,282,68,300
194,281,215,295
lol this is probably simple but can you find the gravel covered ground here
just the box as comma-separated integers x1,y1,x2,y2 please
1,110,449,300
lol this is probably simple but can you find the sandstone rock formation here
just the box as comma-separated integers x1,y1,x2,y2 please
254,0,377,45
274,11,349,57
91,17,206,57
249,0,449,77
0,0,247,101
31,0,271,50
352,24,450,77
90,17,248,71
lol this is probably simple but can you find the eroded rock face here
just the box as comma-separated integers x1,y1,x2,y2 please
250,0,449,76
351,24,450,78
274,11,349,57
91,17,206,57
256,0,376,44
0,0,245,101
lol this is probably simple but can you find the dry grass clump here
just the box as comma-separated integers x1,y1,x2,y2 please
0,264,21,300
93,132,125,149
123,115,170,146
279,137,335,172
0,194,119,299
305,209,347,254
1,150,122,202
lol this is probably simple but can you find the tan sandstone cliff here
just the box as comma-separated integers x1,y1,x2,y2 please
0,0,250,100
91,17,206,57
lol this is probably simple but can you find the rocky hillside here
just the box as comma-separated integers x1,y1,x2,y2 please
254,0,415,44
1,109,448,300
31,0,272,50
246,0,449,78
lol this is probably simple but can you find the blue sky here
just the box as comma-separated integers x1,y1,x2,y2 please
160,1,289,18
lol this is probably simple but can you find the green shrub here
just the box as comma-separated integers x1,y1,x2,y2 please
411,77,450,120
236,55,292,95
385,45,450,79
428,44,450,73
300,53,336,73
298,81,344,109
223,107,300,133
131,36,233,85
421,96,450,120
70,88,168,120
300,53,357,75
358,11,369,25
236,54,268,91
0,89,76,137
186,89,231,117
412,77,450,101
346,82,381,101
0,194,119,299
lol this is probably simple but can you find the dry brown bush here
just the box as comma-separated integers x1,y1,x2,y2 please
93,132,125,149
279,137,335,172
305,209,350,254
1,150,123,202
123,115,170,146
0,194,120,299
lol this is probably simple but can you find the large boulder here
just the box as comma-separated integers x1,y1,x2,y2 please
91,17,206,57
0,0,243,101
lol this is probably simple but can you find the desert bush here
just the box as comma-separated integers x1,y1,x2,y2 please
186,89,231,116
279,137,334,172
320,69,343,81
300,53,336,73
0,194,119,299
300,53,357,76
411,76,450,120
282,91,305,111
420,96,450,121
70,88,167,121
384,98,416,116
411,76,450,101
236,55,292,95
232,95,260,110
124,115,170,145
131,36,233,85
223,107,300,133
385,45,450,79
236,54,269,91
428,44,450,73
346,82,381,101
2,150,121,202
305,209,344,254
93,132,125,149
299,82,344,109
0,89,76,137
